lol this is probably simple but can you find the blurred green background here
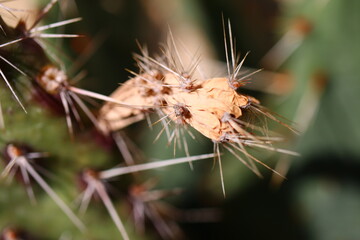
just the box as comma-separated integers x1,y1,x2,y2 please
2,0,360,239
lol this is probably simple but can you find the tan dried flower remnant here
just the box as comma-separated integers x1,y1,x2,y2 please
98,21,298,195
98,45,286,143
162,76,251,141
99,70,170,132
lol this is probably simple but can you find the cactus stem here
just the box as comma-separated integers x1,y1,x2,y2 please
1,144,86,232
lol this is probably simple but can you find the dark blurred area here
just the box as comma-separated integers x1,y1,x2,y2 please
71,0,280,91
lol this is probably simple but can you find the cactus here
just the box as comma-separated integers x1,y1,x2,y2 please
0,0,304,239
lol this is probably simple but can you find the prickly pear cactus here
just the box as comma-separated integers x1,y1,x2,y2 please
0,1,299,239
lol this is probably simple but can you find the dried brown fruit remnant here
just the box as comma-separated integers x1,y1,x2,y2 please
98,71,171,132
97,23,296,157
98,71,257,142
163,76,251,141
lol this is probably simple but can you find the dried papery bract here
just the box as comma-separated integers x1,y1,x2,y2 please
77,169,129,240
98,66,176,165
98,69,173,134
162,76,251,141
160,75,252,163
98,73,193,159
1,143,85,232
0,2,27,16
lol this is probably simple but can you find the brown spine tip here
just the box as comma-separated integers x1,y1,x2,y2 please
293,16,313,35
1,227,37,240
